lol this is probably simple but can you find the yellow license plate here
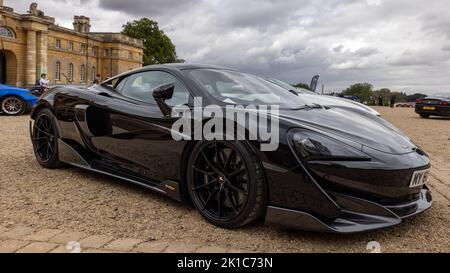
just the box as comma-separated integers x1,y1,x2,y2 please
423,106,435,110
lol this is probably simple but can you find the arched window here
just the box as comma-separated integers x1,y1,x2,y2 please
80,64,85,82
0,27,15,38
68,63,74,82
92,66,96,82
55,61,61,81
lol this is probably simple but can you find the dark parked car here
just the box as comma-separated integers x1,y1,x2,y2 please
30,64,432,233
415,96,450,118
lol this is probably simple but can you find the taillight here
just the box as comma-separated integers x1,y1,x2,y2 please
416,99,423,104
441,101,449,106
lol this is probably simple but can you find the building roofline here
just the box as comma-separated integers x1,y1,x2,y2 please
1,5,143,48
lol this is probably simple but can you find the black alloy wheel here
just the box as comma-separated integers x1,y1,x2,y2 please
187,141,266,229
32,109,63,168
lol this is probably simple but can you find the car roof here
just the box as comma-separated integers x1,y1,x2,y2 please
133,63,234,72
104,63,238,83
426,96,450,100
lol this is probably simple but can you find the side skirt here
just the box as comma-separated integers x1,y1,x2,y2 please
57,139,183,202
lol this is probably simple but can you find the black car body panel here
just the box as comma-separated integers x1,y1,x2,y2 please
415,97,450,117
30,64,432,233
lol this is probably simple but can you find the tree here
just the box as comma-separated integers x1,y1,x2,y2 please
122,18,182,65
293,83,311,90
342,83,374,103
391,91,407,103
373,88,391,106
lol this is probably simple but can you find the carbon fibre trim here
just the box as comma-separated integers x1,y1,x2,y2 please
265,187,432,233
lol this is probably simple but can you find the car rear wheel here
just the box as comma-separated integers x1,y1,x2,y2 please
187,141,266,229
1,96,26,115
32,109,64,169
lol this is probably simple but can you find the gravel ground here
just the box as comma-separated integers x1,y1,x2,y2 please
0,107,449,253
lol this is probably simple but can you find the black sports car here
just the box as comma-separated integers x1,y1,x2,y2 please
30,64,432,233
415,96,450,118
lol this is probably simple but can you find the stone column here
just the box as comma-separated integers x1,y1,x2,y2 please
36,31,48,78
26,30,37,87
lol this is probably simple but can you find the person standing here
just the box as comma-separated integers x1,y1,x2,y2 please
39,73,50,91
93,74,101,85
378,96,383,106
390,95,396,108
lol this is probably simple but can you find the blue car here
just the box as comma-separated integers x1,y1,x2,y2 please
0,84,39,115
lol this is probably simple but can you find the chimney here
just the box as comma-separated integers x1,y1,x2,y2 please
73,16,91,33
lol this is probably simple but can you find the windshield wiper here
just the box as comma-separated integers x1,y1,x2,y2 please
288,90,299,96
290,105,313,111
290,104,326,111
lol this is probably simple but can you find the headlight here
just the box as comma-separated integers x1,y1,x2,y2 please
289,130,371,161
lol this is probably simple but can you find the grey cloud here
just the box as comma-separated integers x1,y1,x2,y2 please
353,47,379,57
98,0,201,17
333,45,344,53
6,0,450,95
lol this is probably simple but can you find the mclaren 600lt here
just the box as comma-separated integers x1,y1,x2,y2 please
30,64,432,233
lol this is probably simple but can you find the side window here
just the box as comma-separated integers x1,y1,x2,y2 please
116,71,190,106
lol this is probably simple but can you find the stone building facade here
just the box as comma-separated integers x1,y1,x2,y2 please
0,1,144,87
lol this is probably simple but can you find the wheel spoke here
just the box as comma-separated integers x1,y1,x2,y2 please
200,150,221,173
37,143,47,153
227,182,247,195
203,188,219,210
43,118,50,132
34,125,51,136
215,142,219,164
217,187,223,217
192,166,215,177
224,150,235,171
47,142,54,154
44,144,50,159
225,188,239,213
192,178,218,191
228,168,243,177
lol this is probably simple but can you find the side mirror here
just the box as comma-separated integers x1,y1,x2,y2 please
152,83,174,117
153,83,174,100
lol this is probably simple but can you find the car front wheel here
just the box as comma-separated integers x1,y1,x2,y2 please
187,141,266,229
1,96,26,115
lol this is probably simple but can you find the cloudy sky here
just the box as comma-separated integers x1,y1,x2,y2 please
6,0,450,95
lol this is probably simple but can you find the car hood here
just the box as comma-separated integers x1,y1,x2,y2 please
297,93,381,116
277,107,415,155
0,84,30,94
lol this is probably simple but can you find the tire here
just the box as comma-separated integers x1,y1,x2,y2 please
1,96,26,115
31,108,64,169
420,114,430,119
187,141,266,229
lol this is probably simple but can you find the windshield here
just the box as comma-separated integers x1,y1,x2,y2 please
267,78,316,95
437,96,450,100
188,69,309,107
